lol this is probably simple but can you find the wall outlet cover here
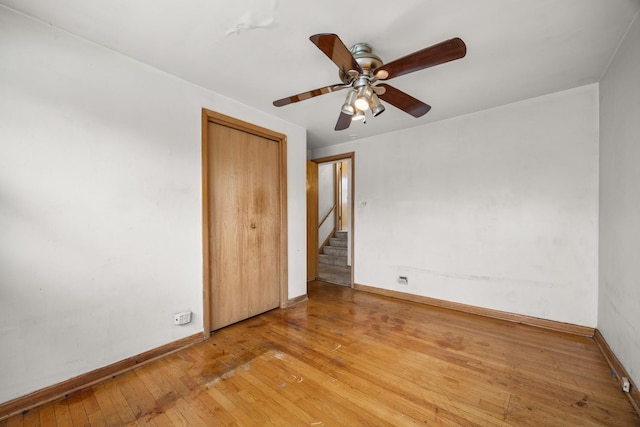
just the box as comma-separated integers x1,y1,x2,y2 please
174,311,192,325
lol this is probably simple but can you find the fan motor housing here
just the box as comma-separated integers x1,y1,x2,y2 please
339,43,383,84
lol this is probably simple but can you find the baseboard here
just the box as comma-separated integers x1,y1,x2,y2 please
354,283,595,337
0,332,203,421
594,329,640,414
288,293,308,306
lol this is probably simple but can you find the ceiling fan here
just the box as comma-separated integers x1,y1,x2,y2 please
273,33,467,131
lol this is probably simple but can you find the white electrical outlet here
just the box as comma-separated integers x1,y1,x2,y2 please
174,311,192,325
397,276,408,285
622,377,631,393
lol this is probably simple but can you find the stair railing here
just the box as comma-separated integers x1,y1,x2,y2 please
318,204,336,230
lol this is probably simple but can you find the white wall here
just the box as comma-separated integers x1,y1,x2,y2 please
317,163,335,247
313,84,599,327
0,6,306,404
599,11,640,387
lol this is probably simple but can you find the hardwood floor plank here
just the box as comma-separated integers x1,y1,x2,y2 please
256,347,432,425
38,403,57,426
92,382,125,426
239,367,315,425
4,414,22,427
249,348,404,426
262,320,498,425
79,389,101,420
163,402,192,427
121,367,179,427
205,382,256,425
140,358,229,426
52,400,72,426
66,392,90,427
117,371,158,422
217,373,300,426
172,398,210,427
102,379,139,426
21,408,40,427
132,364,181,425
86,410,107,427
2,281,637,426
190,386,238,426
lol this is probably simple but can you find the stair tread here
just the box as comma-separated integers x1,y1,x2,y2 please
322,246,347,257
319,231,348,266
318,253,348,266
329,238,347,248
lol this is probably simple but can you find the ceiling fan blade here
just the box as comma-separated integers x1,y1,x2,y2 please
273,84,347,107
377,37,466,80
310,33,362,77
335,111,352,131
376,84,431,117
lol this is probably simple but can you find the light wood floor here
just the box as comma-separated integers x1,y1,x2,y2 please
3,281,638,426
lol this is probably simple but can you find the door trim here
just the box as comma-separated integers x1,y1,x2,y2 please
201,109,288,338
312,152,355,287
306,161,318,281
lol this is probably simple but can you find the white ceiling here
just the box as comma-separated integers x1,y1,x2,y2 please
2,0,639,149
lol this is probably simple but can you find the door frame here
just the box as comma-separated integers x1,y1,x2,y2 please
311,152,355,287
306,161,319,281
335,160,349,231
201,109,288,338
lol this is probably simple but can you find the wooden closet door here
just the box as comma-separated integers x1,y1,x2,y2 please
208,122,280,330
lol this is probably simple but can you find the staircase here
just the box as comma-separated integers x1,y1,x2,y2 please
319,230,348,266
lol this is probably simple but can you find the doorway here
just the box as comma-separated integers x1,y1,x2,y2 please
202,109,288,335
308,153,354,287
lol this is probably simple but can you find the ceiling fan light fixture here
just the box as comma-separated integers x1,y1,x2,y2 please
341,90,357,115
274,33,466,131
352,109,366,121
354,97,369,111
369,92,385,117
355,85,373,111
